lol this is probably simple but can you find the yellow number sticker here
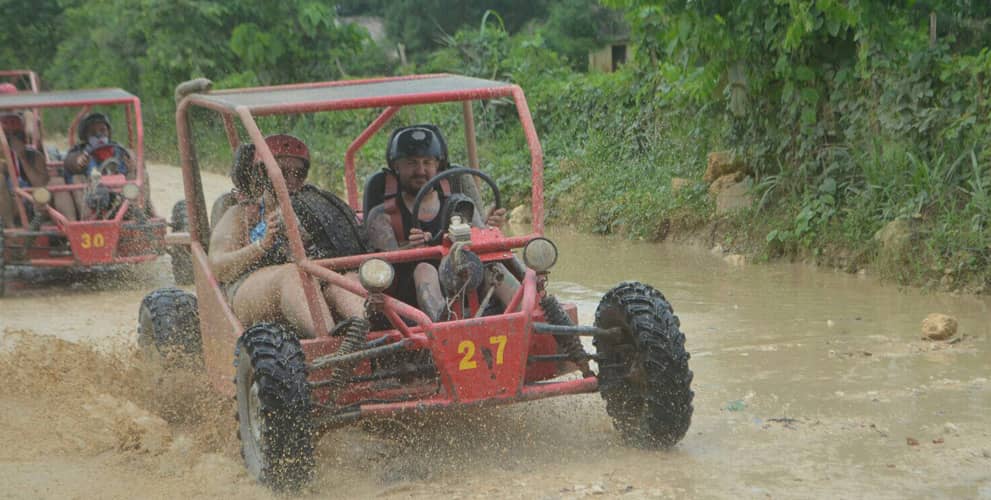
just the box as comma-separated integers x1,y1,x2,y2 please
489,335,507,365
80,232,106,249
457,337,509,371
458,340,477,370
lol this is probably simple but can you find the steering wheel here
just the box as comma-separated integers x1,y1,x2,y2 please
89,144,127,176
99,157,123,176
410,166,501,246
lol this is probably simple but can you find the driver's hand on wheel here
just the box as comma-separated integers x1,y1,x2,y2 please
485,207,507,229
407,227,432,247
76,151,90,169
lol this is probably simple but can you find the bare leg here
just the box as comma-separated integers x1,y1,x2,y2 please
232,263,333,339
322,271,367,319
488,262,520,306
70,174,87,219
413,262,446,321
47,177,77,221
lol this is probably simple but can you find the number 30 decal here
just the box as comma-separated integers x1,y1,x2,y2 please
458,335,508,371
80,232,105,249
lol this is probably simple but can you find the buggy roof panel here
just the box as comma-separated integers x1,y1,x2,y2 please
0,88,138,110
190,74,515,114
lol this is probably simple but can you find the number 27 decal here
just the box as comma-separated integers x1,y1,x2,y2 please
458,336,507,371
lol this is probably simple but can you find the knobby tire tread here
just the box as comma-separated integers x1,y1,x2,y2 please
593,281,693,448
138,286,200,359
234,323,314,491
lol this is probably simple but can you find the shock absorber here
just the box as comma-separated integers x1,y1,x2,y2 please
539,295,592,377
326,317,370,401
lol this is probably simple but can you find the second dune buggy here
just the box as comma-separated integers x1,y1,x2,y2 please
0,87,190,296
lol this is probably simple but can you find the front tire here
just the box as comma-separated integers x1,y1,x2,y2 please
235,323,315,491
168,200,194,285
593,281,693,448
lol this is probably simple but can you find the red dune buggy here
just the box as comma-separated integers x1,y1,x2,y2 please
0,88,187,296
143,74,693,490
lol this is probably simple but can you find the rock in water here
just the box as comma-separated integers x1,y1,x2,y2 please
922,313,958,340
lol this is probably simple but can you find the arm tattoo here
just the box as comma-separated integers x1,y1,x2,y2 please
365,205,399,251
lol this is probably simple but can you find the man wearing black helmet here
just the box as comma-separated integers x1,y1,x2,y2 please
63,113,133,178
365,124,510,321
62,112,150,217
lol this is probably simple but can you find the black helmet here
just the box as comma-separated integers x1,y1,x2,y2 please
386,124,448,170
78,113,112,142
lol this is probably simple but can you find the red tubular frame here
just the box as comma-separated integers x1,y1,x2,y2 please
175,74,571,413
343,106,401,210
1,89,161,266
237,107,329,335
359,377,599,416
313,234,536,271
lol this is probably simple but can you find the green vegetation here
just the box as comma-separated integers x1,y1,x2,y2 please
2,1,989,291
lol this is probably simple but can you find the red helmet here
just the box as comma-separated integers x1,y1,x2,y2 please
0,113,24,134
260,134,309,169
0,83,16,94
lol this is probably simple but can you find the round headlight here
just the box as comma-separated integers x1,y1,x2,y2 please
523,237,558,272
32,187,51,205
359,258,395,293
122,182,141,200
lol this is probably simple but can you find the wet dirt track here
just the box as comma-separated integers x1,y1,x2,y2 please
1,164,990,499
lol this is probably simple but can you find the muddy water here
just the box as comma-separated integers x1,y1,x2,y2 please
1,164,989,499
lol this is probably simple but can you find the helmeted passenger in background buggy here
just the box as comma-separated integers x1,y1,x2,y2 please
62,112,153,218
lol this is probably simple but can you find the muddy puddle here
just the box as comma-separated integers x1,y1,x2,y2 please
1,164,989,499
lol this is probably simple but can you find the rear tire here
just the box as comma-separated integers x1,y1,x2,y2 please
593,281,693,448
137,287,200,366
235,323,315,491
168,200,194,285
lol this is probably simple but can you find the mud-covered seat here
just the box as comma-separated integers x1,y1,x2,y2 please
294,184,368,259
253,184,368,266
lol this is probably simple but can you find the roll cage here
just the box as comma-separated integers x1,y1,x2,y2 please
176,73,547,339
0,88,147,228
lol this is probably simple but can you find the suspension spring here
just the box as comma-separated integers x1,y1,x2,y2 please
326,318,370,401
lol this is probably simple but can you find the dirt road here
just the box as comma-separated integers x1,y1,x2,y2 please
1,163,989,499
